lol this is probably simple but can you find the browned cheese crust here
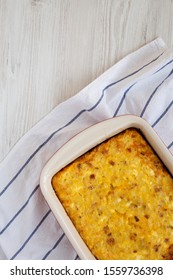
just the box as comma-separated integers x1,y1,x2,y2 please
52,128,173,260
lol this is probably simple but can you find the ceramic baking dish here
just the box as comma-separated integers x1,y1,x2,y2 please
40,115,173,260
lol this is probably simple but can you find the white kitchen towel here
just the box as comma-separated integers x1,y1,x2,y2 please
0,37,173,260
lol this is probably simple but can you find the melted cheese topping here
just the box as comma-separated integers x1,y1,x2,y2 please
52,128,173,260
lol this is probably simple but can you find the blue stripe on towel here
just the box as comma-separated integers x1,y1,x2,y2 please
10,209,51,260
154,58,173,74
140,68,173,117
112,68,173,118
42,233,65,260
0,185,40,235
168,141,173,149
152,100,173,127
74,254,80,260
113,83,136,117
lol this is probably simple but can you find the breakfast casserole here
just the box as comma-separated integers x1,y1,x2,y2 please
52,128,173,260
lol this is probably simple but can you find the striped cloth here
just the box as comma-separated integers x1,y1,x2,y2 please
0,37,173,260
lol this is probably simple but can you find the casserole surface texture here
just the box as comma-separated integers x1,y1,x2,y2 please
52,128,173,260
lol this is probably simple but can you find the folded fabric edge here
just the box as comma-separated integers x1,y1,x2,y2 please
154,37,168,49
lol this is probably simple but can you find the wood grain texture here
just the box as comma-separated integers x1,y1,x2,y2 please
1,0,173,162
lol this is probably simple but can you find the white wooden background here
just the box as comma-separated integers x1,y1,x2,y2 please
0,0,173,259
1,0,173,162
